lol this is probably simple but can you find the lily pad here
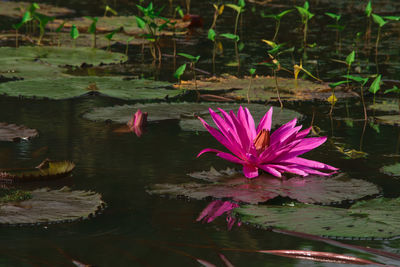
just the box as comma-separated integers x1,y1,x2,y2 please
380,163,400,177
147,168,379,205
0,77,178,100
0,46,127,79
175,75,355,102
0,187,104,225
0,159,75,183
83,103,302,132
234,197,400,239
0,1,74,18
0,123,38,142
374,115,400,126
369,100,399,113
48,16,187,35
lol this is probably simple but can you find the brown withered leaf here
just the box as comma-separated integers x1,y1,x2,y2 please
0,159,75,183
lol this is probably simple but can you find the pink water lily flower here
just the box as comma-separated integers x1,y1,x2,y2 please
197,106,338,178
127,109,147,137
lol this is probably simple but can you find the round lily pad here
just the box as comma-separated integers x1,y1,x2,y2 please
374,115,400,126
83,103,302,132
0,46,127,80
380,163,400,177
147,168,379,205
0,123,38,142
0,187,104,225
234,197,400,239
175,75,355,102
0,2,74,18
0,160,75,183
0,77,178,100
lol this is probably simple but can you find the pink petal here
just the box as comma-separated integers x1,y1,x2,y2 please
270,118,297,145
256,107,273,133
282,157,338,171
259,164,282,177
279,137,327,160
197,148,245,165
196,201,219,221
209,108,243,151
296,127,311,139
243,165,259,178
244,107,257,140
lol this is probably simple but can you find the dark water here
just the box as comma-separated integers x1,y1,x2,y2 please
1,0,400,266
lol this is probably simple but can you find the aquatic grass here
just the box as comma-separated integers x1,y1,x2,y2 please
371,13,387,72
177,53,200,97
197,106,337,178
12,11,32,48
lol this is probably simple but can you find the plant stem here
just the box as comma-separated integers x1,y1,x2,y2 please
234,11,240,36
329,88,335,115
360,85,367,121
273,20,280,42
303,20,308,47
15,29,18,48
247,76,253,104
274,69,283,108
375,26,381,73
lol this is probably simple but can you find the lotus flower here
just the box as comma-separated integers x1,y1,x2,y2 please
127,109,147,137
197,106,337,178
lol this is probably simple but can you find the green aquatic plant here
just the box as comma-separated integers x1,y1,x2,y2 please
295,1,314,47
70,24,79,47
371,13,387,71
221,33,241,67
261,9,293,41
365,1,372,43
177,53,200,96
12,11,32,48
174,63,187,89
55,21,65,47
85,16,98,48
325,12,344,52
104,5,118,17
384,85,400,113
136,2,171,61
328,81,349,115
104,29,118,52
247,68,256,103
33,12,54,45
226,1,245,37
369,74,382,105
342,75,369,120
210,3,224,29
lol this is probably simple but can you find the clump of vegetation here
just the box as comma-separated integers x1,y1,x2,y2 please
0,189,32,203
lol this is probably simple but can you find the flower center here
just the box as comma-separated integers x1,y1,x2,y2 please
253,129,270,153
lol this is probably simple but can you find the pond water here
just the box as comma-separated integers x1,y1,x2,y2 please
1,0,400,266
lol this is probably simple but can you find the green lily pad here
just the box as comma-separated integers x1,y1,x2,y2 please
380,163,400,177
234,197,400,239
0,46,127,79
0,77,178,100
0,159,75,183
147,168,379,205
0,122,38,142
0,187,105,225
369,100,399,112
374,115,400,126
83,103,302,132
176,75,355,102
0,1,74,18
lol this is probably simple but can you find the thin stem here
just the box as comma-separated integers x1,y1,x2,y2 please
375,26,381,73
192,62,199,101
329,88,335,115
360,85,367,121
274,69,283,108
273,20,280,42
15,29,18,48
303,19,308,47
247,76,253,104
234,11,240,36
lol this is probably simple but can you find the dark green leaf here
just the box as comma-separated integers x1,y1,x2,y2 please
174,64,187,79
369,74,381,94
70,24,79,40
220,33,240,41
208,28,216,41
135,16,147,29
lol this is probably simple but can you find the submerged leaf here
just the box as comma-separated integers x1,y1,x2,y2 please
83,103,301,133
0,187,104,225
0,123,38,142
0,159,75,183
380,163,400,177
0,77,177,100
148,168,379,205
234,197,400,238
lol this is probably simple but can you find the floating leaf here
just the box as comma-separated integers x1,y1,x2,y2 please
234,197,400,239
369,100,398,112
380,163,400,177
0,1,74,18
374,115,400,126
148,168,379,205
0,77,177,100
0,46,127,79
174,75,353,102
83,103,302,133
0,159,75,183
0,123,38,142
0,187,104,225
